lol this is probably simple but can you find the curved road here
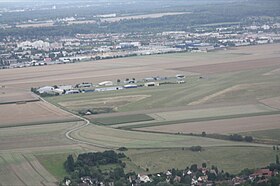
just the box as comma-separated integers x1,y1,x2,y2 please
35,93,111,149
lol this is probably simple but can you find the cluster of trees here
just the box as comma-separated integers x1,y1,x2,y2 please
189,146,202,152
229,134,254,142
78,107,115,116
63,151,130,185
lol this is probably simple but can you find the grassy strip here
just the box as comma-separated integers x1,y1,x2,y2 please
36,153,69,180
119,111,280,129
91,114,154,125
0,118,82,129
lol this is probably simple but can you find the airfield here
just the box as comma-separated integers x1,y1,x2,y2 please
0,44,280,185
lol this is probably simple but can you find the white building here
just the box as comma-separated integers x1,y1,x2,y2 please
98,81,113,86
144,82,160,87
37,86,54,94
65,90,80,94
138,174,151,183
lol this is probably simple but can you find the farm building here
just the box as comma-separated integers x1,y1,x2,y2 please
58,85,73,91
124,84,138,89
65,90,80,94
98,81,113,86
53,88,64,95
144,77,155,82
76,83,93,88
176,74,185,79
37,86,54,94
123,79,137,84
144,82,160,87
95,86,123,92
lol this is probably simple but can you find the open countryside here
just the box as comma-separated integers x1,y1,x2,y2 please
1,42,280,185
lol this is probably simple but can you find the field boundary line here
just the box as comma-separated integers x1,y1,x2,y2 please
35,93,113,149
0,155,28,186
21,154,50,183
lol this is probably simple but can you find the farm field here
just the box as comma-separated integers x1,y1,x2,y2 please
69,124,268,149
0,86,38,104
0,101,79,127
0,44,280,184
125,146,279,174
136,114,280,135
0,122,81,150
0,153,58,186
36,153,71,180
240,128,280,143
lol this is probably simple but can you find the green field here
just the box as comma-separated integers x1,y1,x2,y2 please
125,146,280,174
118,111,280,130
91,114,154,125
36,153,69,180
240,129,280,143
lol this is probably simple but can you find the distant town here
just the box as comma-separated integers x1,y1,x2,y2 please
1,16,280,69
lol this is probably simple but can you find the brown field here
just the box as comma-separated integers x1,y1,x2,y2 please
0,122,81,150
0,86,38,103
174,57,280,74
0,101,77,127
137,114,280,134
260,96,280,109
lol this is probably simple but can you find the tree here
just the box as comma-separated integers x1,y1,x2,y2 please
229,134,243,141
156,182,172,186
202,162,207,168
181,175,191,184
65,155,75,172
190,146,202,152
208,172,217,181
244,136,253,142
190,164,198,172
202,131,206,137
